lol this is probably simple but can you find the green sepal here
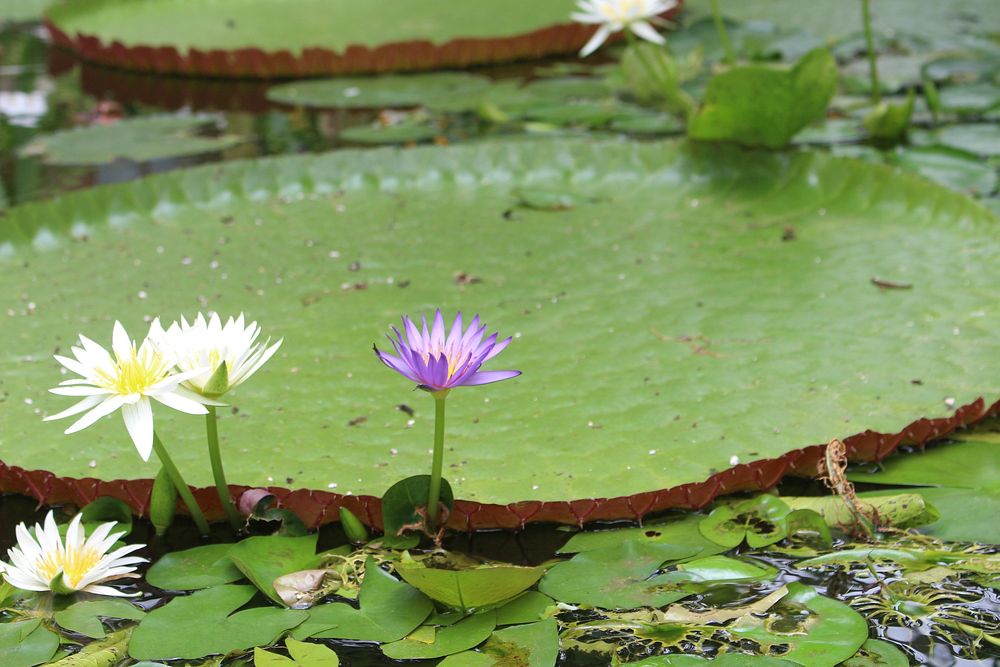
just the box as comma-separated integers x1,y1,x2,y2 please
339,507,370,544
149,465,178,536
49,572,77,596
201,362,230,399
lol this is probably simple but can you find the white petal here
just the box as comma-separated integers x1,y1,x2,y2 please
65,395,126,434
44,395,104,422
49,386,112,397
629,20,666,44
111,321,133,361
121,399,154,461
151,391,210,415
79,584,138,597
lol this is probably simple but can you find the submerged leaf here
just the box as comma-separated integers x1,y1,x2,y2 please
54,599,145,639
382,610,496,660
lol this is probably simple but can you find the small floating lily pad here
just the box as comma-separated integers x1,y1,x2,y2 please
268,73,491,110
20,114,240,166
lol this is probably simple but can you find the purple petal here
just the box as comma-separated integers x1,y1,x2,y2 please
375,346,421,383
484,336,512,361
403,317,422,351
430,310,446,350
460,370,521,386
445,312,464,350
472,332,500,359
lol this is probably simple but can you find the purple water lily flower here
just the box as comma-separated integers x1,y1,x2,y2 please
375,310,520,394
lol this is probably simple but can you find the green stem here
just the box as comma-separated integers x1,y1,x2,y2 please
426,396,447,528
625,32,695,120
861,0,881,103
206,407,242,532
709,0,735,65
152,432,210,536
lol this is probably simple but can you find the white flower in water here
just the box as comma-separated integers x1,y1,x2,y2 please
0,91,48,128
149,313,282,398
45,321,216,461
0,511,146,596
572,0,675,56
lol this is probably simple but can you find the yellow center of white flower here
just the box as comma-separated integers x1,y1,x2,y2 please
36,545,103,589
600,0,644,22
94,346,170,396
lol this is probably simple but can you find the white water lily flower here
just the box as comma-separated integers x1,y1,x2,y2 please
572,0,676,56
149,313,282,398
45,321,217,461
0,511,146,596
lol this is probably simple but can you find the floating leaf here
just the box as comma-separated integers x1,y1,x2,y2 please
228,534,323,606
2,140,999,520
699,495,792,548
339,122,439,145
862,487,1000,544
292,557,433,642
783,494,939,530
624,653,799,665
850,435,1000,489
889,146,998,196
440,618,559,667
727,582,868,667
0,619,60,667
911,123,1000,156
841,639,909,667
560,514,726,557
46,628,132,667
939,82,1000,113
146,543,243,591
54,599,145,639
395,559,545,611
20,115,240,166
382,610,496,660
381,475,453,547
79,497,133,537
129,585,308,660
268,73,491,110
688,48,837,148
495,591,553,626
254,638,340,666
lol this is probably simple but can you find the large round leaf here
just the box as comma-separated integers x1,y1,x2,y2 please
44,0,595,78
0,139,997,526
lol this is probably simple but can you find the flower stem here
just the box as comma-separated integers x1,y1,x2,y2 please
152,432,210,536
709,0,735,65
861,0,881,103
426,396,447,529
206,407,242,532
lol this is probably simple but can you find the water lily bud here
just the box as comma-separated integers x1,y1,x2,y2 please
149,465,177,536
339,507,369,544
201,360,230,398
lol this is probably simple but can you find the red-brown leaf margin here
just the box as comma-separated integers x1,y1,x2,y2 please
43,2,680,80
2,396,995,531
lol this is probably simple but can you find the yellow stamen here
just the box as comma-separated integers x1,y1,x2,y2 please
93,345,170,396
36,545,103,589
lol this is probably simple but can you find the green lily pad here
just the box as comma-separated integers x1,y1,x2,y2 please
439,618,559,667
625,656,798,666
47,0,580,55
494,591,553,626
0,619,60,667
292,558,433,642
924,55,1000,84
939,82,1000,113
538,541,701,609
380,474,454,547
861,487,1000,543
20,115,240,166
0,0,47,23
841,638,909,667
146,543,244,590
228,534,323,606
699,495,792,548
54,599,145,639
268,73,491,110
382,610,496,660
793,119,866,145
394,560,545,611
850,433,1000,488
560,513,727,556
2,139,1000,515
910,123,1000,156
689,48,837,148
727,582,868,667
889,146,998,196
129,584,308,660
254,638,340,666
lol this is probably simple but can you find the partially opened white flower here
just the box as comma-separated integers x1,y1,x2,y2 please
572,0,676,56
1,511,146,596
149,313,282,398
45,321,217,461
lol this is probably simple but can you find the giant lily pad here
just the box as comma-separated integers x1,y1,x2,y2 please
0,139,998,528
44,0,601,78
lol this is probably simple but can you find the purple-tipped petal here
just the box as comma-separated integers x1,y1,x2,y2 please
484,336,512,361
461,370,522,386
430,309,446,350
446,312,464,349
